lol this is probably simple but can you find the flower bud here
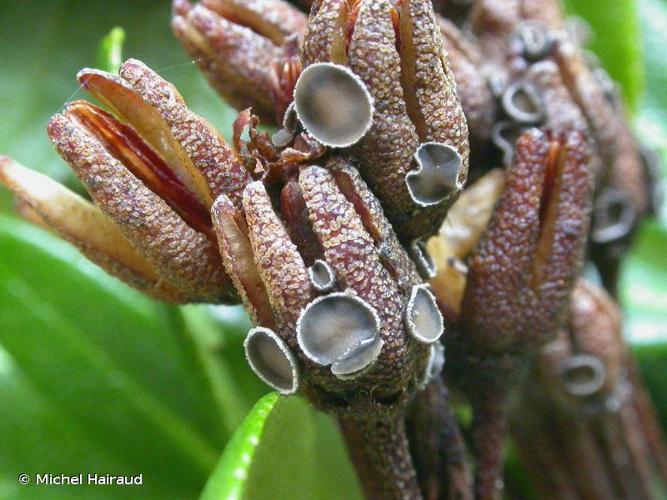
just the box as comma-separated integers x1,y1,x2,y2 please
3,59,259,303
212,159,443,410
298,0,470,241
172,0,306,122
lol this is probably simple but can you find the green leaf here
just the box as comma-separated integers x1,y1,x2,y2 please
634,341,667,429
96,27,126,74
636,0,667,225
563,0,644,109
620,220,667,344
0,216,232,497
0,0,237,214
202,394,363,500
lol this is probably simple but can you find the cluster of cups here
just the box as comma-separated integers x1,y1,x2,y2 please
242,62,453,395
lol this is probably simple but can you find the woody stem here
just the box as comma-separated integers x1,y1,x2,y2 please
407,377,472,500
339,411,423,500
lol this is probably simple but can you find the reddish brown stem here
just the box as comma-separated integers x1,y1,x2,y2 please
471,391,507,500
339,412,422,500
407,377,472,500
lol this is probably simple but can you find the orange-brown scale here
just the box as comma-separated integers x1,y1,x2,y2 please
65,101,214,239
116,59,253,208
48,113,234,302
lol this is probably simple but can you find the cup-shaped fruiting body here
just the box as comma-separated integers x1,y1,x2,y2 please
591,187,636,245
245,327,300,394
172,0,306,123
511,21,554,62
293,63,373,147
405,285,444,344
419,342,445,389
307,259,335,292
558,354,607,398
31,59,256,303
211,157,440,414
409,239,437,280
296,292,380,367
531,280,625,411
500,81,545,125
300,0,469,241
406,142,465,207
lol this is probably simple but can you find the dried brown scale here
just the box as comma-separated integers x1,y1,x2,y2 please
116,59,252,207
552,37,647,209
401,0,469,155
211,195,277,327
201,0,307,44
0,157,186,303
345,0,421,230
242,181,313,333
299,0,345,66
329,160,423,293
172,1,290,121
47,113,234,303
77,70,215,209
280,179,324,266
461,129,592,352
438,16,496,142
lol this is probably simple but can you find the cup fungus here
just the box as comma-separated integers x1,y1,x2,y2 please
405,285,445,344
501,81,545,125
405,142,465,207
591,187,636,244
244,327,300,395
331,336,384,380
308,259,336,292
409,239,437,280
293,62,374,148
558,353,607,398
296,292,380,370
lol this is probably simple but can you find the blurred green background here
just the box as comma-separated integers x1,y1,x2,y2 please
0,0,665,498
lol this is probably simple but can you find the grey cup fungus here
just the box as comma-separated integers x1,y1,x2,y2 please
405,285,444,344
405,142,465,207
409,239,437,280
491,120,526,166
558,354,607,397
308,259,336,292
513,22,553,61
293,63,374,148
501,81,545,125
331,336,384,380
244,327,300,395
591,187,636,244
296,292,380,367
420,342,445,389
